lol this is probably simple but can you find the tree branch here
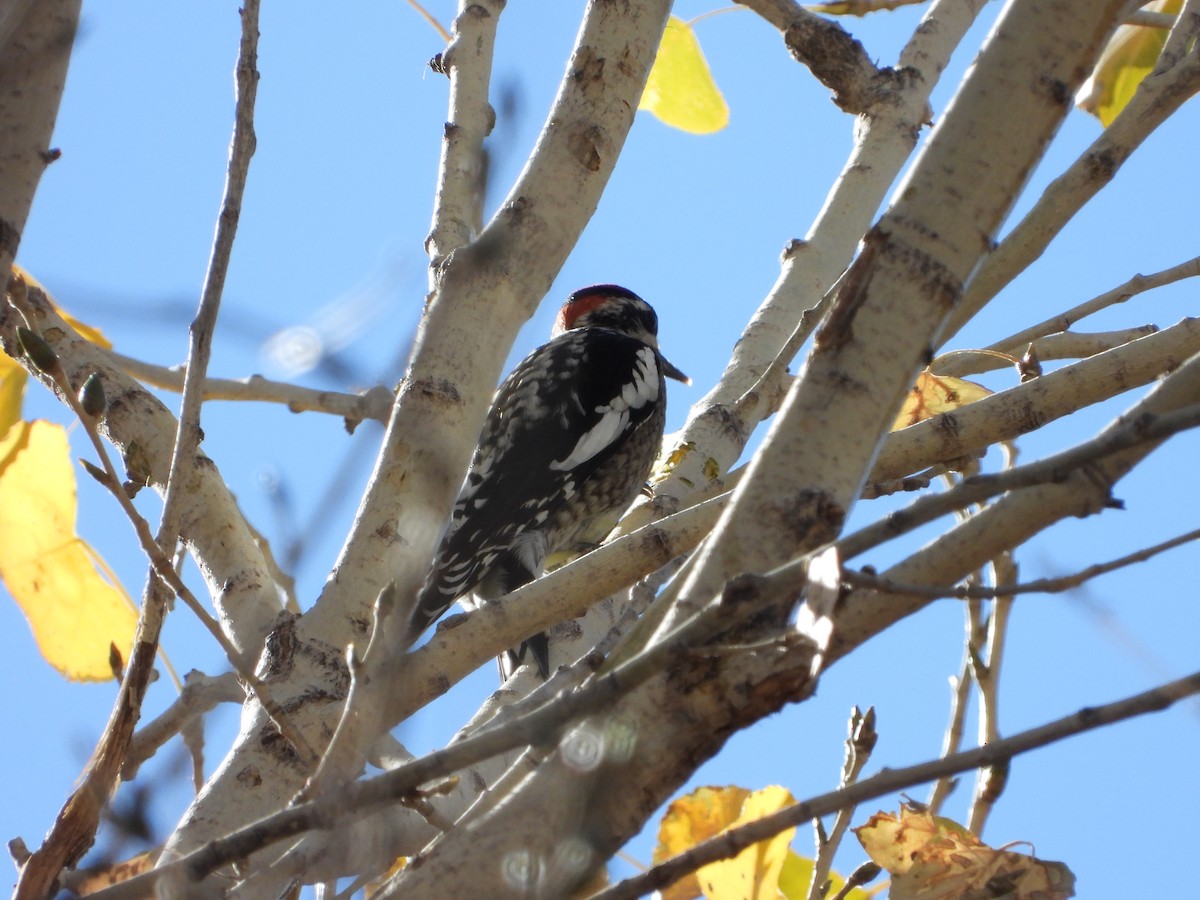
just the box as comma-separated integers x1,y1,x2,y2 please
834,345,1200,658
944,4,1200,341
936,253,1200,377
873,316,1200,485
593,668,1200,900
844,527,1200,600
122,672,243,780
634,0,987,529
106,349,392,424
426,0,503,262
11,6,268,895
0,283,284,644
738,0,887,113
0,0,77,277
844,401,1200,559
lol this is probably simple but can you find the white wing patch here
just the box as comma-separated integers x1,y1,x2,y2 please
551,347,659,471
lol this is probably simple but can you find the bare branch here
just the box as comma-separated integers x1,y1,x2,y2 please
403,0,451,43
0,0,77,277
927,608,982,813
844,527,1200,601
944,7,1200,341
426,0,503,261
936,253,1200,377
122,672,243,780
738,0,886,113
874,317,1200,485
936,326,1159,377
807,706,877,900
843,402,1200,560
637,0,987,525
107,350,392,423
11,10,266,892
159,0,260,562
967,546,1016,835
593,668,1200,900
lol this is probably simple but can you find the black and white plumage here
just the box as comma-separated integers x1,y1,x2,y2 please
412,285,688,678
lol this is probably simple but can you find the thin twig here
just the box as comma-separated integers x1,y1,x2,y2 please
159,0,259,553
970,543,1017,834
842,527,1200,601
107,349,392,423
936,254,1200,377
12,7,270,895
122,672,243,780
927,611,980,814
965,449,1018,835
838,403,1200,560
934,326,1159,377
404,0,451,42
807,706,876,900
589,669,1200,900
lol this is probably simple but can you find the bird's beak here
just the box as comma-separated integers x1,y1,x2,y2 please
661,354,691,385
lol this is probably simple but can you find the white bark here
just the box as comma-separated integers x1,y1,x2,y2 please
0,0,78,277
944,2,1200,340
630,0,989,528
0,284,283,651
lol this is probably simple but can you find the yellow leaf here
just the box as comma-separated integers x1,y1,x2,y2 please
776,851,872,900
856,808,1076,900
697,785,795,900
12,263,112,348
655,786,751,900
639,17,729,135
892,370,991,431
0,353,27,438
1076,0,1181,126
0,421,136,681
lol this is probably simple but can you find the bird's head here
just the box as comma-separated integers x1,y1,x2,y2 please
553,284,690,383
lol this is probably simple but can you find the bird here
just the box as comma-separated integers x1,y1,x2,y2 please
411,284,688,678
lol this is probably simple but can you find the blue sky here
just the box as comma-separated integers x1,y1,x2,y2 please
4,1,1199,894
